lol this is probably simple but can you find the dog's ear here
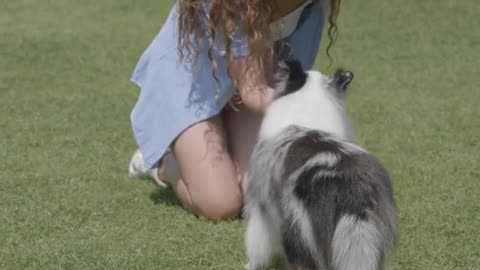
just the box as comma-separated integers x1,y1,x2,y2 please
278,60,307,96
332,69,354,92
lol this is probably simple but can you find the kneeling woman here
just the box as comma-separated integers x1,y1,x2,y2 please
128,0,342,220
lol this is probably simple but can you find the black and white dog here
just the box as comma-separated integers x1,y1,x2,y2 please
244,61,398,270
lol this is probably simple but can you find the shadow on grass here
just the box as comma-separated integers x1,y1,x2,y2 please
149,188,179,206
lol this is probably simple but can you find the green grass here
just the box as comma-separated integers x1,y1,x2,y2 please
0,0,478,269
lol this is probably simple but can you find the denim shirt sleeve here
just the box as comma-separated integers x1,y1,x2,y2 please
279,0,327,69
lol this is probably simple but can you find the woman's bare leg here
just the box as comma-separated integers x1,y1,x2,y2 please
222,104,264,195
161,116,243,221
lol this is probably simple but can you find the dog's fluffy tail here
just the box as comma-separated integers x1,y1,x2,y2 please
329,215,387,270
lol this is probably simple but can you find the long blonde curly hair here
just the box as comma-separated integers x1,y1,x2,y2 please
178,0,341,98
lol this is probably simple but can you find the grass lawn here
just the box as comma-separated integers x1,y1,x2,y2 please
1,0,479,269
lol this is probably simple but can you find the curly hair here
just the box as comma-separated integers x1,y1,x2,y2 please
178,0,341,96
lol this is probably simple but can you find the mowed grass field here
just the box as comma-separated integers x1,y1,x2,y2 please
1,0,479,269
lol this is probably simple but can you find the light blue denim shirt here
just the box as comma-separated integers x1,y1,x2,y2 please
130,1,327,167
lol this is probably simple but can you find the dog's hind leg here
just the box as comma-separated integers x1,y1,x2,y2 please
245,206,281,270
281,217,327,270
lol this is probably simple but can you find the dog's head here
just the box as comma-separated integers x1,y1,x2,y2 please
260,60,355,141
274,60,354,101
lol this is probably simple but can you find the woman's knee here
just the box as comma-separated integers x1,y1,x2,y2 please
170,116,244,220
190,182,243,221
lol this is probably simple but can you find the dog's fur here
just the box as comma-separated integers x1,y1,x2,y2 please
244,60,398,270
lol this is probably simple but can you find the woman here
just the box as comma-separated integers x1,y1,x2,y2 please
128,0,341,220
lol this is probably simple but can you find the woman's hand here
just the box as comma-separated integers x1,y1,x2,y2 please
228,56,277,114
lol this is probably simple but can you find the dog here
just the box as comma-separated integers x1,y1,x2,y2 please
244,60,398,270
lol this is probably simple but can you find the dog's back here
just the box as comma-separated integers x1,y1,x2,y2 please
245,126,398,270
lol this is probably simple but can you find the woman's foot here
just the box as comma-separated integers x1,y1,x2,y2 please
128,149,169,187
